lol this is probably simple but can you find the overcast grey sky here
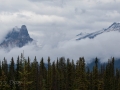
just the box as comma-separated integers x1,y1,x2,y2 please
0,0,120,63
0,0,120,31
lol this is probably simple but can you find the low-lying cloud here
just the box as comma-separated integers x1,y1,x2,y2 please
0,31,120,63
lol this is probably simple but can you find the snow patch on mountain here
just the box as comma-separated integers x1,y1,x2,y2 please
76,22,120,40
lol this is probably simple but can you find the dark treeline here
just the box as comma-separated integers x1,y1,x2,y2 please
0,55,120,90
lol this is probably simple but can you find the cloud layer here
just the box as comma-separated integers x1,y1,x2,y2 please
0,31,120,63
0,0,120,63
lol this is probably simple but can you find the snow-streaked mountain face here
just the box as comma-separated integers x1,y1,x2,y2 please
76,22,120,40
0,25,33,48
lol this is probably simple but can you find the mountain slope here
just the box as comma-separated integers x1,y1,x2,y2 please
76,22,120,40
0,25,33,48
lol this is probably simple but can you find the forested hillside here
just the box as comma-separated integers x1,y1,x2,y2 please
0,55,119,90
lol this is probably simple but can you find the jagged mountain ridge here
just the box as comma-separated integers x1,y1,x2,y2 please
0,25,33,48
76,22,120,40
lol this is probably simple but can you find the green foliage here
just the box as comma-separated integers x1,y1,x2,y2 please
0,56,119,90
0,71,10,90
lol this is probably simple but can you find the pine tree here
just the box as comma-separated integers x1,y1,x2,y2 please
0,61,2,78
115,69,120,90
47,57,52,90
55,58,59,90
66,58,73,90
2,57,8,78
76,57,88,90
15,56,21,90
9,57,16,90
27,56,32,90
58,57,66,90
92,57,99,90
19,54,32,90
31,56,39,90
104,58,115,90
0,71,10,90
86,67,91,90
39,57,47,90
51,61,56,90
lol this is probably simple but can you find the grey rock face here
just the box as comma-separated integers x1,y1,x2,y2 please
76,22,120,40
0,25,33,48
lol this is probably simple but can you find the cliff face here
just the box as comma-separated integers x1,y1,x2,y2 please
0,25,33,48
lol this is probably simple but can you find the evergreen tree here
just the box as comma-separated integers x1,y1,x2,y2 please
0,55,120,90
47,57,52,90
39,57,47,90
15,56,21,90
0,71,10,90
19,54,32,90
31,56,39,90
93,58,99,90
2,57,8,78
74,57,88,90
0,61,2,78
51,61,56,90
9,57,16,90
66,58,73,90
58,57,66,90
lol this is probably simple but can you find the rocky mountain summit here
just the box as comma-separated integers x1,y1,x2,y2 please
76,22,120,40
0,25,33,48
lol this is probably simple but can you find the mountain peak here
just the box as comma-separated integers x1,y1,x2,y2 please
0,25,33,48
20,25,29,38
76,22,120,40
107,22,120,31
21,25,27,30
